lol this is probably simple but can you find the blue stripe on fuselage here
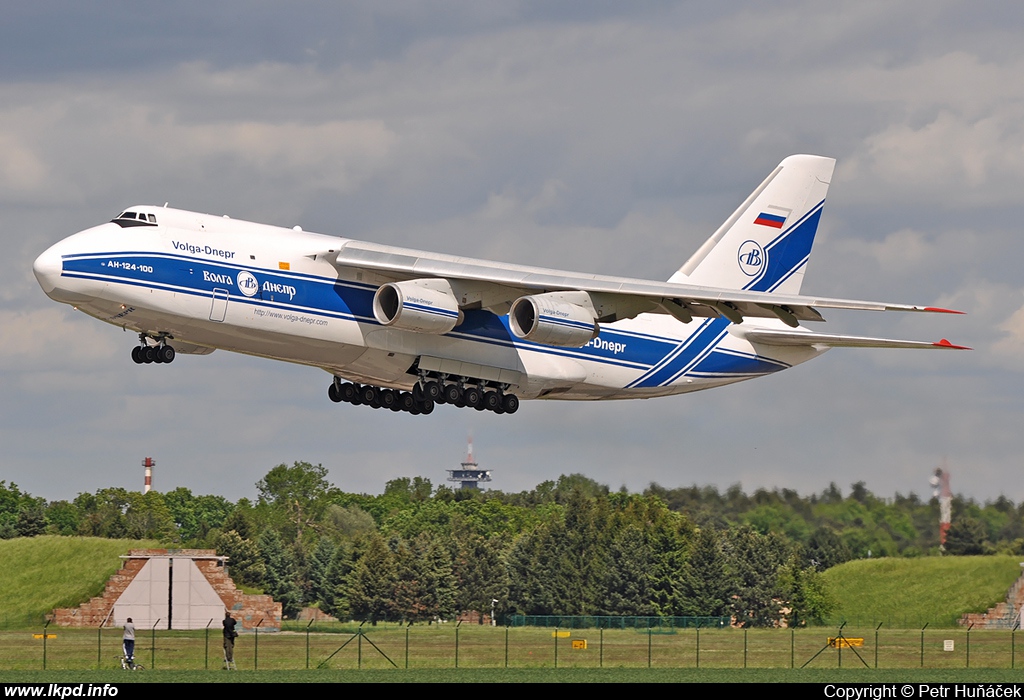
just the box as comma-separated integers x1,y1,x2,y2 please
60,251,787,382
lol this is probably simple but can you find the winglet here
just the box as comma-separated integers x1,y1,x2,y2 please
924,307,966,315
933,339,971,350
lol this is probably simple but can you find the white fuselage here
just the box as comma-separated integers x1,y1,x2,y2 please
33,206,822,401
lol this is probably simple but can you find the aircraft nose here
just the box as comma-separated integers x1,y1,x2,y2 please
33,244,63,297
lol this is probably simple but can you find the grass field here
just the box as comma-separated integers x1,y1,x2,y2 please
3,668,1024,683
3,624,1023,672
0,537,157,630
823,555,1023,627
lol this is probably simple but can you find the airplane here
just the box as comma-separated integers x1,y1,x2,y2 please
33,154,967,416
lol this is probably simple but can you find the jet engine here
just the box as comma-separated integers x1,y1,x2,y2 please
509,293,599,347
372,279,463,334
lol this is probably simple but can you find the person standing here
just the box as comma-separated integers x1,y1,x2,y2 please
222,612,237,670
122,617,136,666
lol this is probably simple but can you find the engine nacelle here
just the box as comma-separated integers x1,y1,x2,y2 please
509,293,599,347
373,279,463,334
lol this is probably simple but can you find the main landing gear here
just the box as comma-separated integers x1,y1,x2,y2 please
131,334,175,365
327,376,519,416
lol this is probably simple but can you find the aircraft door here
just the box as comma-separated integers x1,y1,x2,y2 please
209,288,229,322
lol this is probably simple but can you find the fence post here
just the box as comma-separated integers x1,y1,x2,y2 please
151,618,160,670
455,620,461,668
205,619,213,670
696,623,701,669
42,619,49,670
1013,622,1018,669
966,623,973,669
505,626,509,668
648,626,652,668
97,625,102,669
554,626,558,668
790,627,794,669
743,628,748,668
875,622,882,669
307,619,314,670
920,623,928,668
254,618,263,671
838,622,845,668
405,624,410,670
600,626,604,668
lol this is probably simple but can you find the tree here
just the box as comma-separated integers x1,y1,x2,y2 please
452,532,506,623
321,541,355,620
778,555,836,626
258,529,302,617
216,529,265,586
727,526,789,627
347,534,398,624
125,491,177,541
256,462,335,540
804,527,852,570
307,537,337,607
945,517,988,555
602,524,655,616
679,528,732,617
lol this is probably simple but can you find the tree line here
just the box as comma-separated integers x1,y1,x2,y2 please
1,465,1019,626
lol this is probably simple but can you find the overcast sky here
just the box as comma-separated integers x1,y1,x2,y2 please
3,1,1022,505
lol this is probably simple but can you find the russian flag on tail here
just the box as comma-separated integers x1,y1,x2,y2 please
753,211,787,228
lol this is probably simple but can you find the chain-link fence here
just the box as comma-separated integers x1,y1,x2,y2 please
2,623,1021,671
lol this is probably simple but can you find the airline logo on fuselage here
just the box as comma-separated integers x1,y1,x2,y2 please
203,271,234,286
585,337,627,355
237,271,259,297
234,270,296,300
171,240,236,259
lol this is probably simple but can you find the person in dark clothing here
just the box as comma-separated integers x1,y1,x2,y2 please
222,612,238,669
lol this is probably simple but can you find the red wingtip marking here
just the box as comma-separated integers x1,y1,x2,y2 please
924,306,966,315
934,339,972,350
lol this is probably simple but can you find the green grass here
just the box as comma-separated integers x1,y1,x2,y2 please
824,555,1024,628
3,669,1024,683
2,625,1022,672
0,536,157,629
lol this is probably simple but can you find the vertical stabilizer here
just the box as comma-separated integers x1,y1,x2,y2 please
670,154,835,294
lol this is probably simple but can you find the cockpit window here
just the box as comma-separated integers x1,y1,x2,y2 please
111,210,158,228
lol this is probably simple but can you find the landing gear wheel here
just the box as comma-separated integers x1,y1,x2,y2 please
339,383,357,403
417,398,435,415
412,383,425,402
443,384,462,404
156,345,175,363
328,383,343,403
501,394,520,414
359,385,376,405
131,346,144,364
142,346,156,364
482,391,501,412
424,381,442,401
379,389,397,410
463,386,482,409
398,392,416,412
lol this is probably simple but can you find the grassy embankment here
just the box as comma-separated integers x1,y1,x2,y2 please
823,555,1023,628
0,535,157,630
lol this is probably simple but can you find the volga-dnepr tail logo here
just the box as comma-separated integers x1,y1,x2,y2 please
237,270,259,297
737,240,766,277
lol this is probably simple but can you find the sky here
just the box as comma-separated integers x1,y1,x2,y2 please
3,1,1022,504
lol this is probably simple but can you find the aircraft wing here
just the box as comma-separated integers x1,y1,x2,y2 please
738,328,971,350
331,241,961,326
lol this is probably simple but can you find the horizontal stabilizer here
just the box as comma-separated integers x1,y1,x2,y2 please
740,328,971,350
